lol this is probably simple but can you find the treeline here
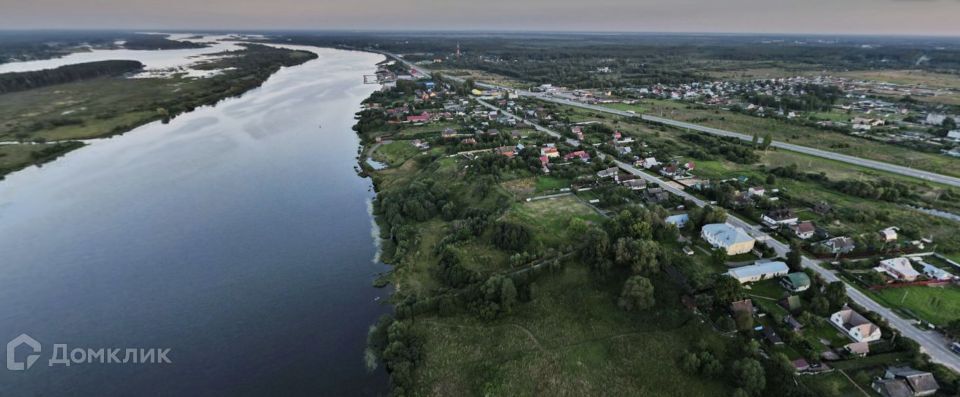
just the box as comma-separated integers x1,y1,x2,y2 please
278,33,960,89
771,164,916,203
743,84,843,112
0,60,144,94
679,133,760,164
121,35,206,50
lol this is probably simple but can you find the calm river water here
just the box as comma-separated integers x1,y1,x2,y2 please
0,44,390,396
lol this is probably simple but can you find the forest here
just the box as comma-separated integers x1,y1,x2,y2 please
0,32,206,65
277,32,960,88
0,60,144,94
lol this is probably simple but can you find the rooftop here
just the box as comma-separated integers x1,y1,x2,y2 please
702,223,754,247
727,261,789,280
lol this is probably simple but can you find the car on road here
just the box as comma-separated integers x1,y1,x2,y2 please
950,342,960,355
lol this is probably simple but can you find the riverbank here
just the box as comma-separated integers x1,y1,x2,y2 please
0,43,317,179
353,77,746,396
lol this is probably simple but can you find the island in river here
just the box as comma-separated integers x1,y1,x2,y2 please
0,37,317,178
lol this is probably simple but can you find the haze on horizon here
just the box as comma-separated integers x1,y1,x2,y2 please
2,0,960,37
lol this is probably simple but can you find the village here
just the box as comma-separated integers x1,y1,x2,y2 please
358,64,960,395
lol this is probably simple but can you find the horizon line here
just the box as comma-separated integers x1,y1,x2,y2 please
0,28,958,39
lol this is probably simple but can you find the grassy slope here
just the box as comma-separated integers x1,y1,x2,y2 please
411,266,731,396
367,130,731,395
873,285,960,326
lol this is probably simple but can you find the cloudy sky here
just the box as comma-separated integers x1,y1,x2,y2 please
2,0,959,36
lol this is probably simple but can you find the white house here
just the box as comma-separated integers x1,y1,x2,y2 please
877,257,920,282
922,262,955,281
789,221,816,240
831,308,882,343
701,223,756,255
926,113,947,126
639,157,660,169
747,187,765,197
761,209,799,227
880,227,899,242
726,261,789,284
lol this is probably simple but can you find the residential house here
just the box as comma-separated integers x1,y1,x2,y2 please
845,342,870,358
830,307,882,343
495,146,516,159
702,223,757,256
540,146,560,159
926,113,947,126
563,150,591,162
645,187,670,203
780,272,811,292
877,257,920,282
621,179,647,190
747,187,765,197
763,327,784,345
461,137,477,145
784,315,803,333
639,157,660,169
665,214,690,228
571,126,584,140
660,164,681,177
406,112,431,123
873,378,914,397
880,226,899,242
726,261,789,283
761,209,799,227
441,128,458,139
789,221,816,240
888,367,939,396
922,263,955,281
597,167,619,179
823,236,856,254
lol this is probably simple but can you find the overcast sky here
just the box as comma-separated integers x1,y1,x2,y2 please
2,0,959,36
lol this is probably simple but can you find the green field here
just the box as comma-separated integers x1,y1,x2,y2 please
535,176,570,192
372,140,421,167
505,195,604,249
801,371,869,397
410,266,732,396
873,285,960,326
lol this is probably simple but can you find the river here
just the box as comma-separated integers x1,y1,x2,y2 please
0,44,390,396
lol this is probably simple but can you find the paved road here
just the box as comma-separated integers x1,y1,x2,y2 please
382,51,960,188
477,95,960,372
